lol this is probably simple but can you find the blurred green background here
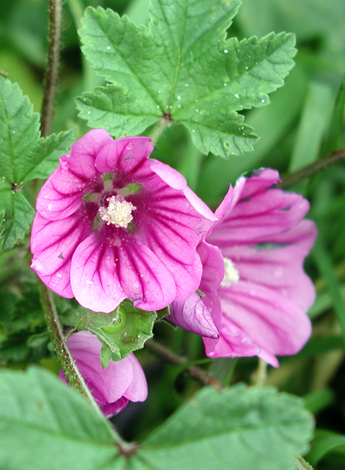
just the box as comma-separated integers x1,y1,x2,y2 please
1,0,345,467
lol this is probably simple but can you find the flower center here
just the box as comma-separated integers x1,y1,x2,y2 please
221,257,240,287
99,195,136,228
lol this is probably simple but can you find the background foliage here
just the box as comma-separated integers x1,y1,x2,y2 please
0,0,345,468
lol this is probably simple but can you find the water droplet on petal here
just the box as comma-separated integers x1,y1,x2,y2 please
31,259,43,273
60,159,70,171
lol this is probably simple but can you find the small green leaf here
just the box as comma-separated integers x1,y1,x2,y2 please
70,300,157,364
0,186,35,250
0,77,74,249
78,1,296,158
139,385,314,470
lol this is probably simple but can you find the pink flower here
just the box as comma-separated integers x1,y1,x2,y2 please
31,129,216,313
59,330,148,418
171,169,316,367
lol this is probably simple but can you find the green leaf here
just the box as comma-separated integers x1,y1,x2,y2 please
77,85,159,137
289,81,334,172
307,430,345,466
21,129,74,181
322,73,345,155
0,367,124,470
0,370,314,470
313,233,345,343
138,385,313,470
196,63,308,201
77,2,296,158
0,77,74,249
69,300,157,365
0,185,35,250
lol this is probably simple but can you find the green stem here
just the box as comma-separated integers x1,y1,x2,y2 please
40,0,63,137
38,0,103,420
148,118,171,145
251,359,268,386
39,283,103,417
280,147,345,189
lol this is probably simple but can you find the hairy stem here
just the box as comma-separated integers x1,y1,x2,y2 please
38,0,104,419
40,0,63,137
39,283,103,416
280,147,345,188
145,339,222,389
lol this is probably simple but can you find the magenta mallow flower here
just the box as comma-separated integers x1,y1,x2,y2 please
31,129,216,313
170,169,316,367
59,330,148,418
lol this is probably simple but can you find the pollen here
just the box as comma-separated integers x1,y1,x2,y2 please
99,195,136,228
221,257,240,287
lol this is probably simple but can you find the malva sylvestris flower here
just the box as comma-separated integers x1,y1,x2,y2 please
31,129,216,313
170,169,316,367
59,331,147,418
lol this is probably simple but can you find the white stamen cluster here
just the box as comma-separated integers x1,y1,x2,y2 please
221,257,240,287
99,195,136,228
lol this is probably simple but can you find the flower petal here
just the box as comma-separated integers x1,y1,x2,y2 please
150,159,187,190
101,398,129,418
218,280,312,363
66,129,112,179
65,331,133,402
169,292,219,338
134,180,205,301
71,231,176,312
124,354,148,402
204,316,260,359
35,168,89,220
36,129,110,220
70,233,126,313
208,169,310,245
95,137,154,174
197,241,224,294
221,220,317,310
114,235,177,311
30,212,90,298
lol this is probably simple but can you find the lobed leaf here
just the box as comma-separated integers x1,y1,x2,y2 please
76,85,160,137
78,1,296,158
140,385,314,470
0,77,74,249
0,369,314,470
